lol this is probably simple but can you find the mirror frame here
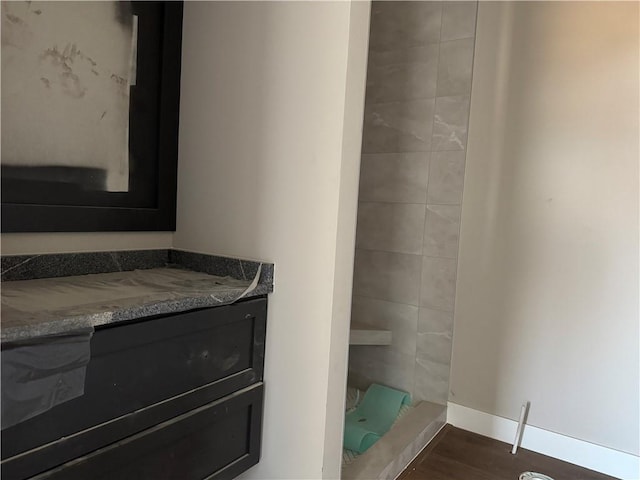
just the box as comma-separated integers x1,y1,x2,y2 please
1,1,183,233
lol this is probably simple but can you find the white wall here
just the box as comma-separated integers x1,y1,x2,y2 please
451,0,639,457
322,2,371,477
173,2,369,478
0,232,172,254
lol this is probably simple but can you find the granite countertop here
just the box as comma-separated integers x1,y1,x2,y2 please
1,249,274,344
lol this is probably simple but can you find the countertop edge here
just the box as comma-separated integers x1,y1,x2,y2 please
1,249,275,344
1,283,271,345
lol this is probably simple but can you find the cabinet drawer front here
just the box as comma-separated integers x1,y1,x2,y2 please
2,297,267,459
34,384,264,480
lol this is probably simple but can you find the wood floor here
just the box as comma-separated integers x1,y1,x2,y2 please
397,425,619,480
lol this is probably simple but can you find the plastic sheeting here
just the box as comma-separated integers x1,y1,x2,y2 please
2,267,262,342
1,265,263,428
1,328,93,429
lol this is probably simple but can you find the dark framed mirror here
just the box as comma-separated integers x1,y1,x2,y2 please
1,1,183,232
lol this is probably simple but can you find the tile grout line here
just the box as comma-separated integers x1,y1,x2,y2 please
355,245,459,260
351,293,456,315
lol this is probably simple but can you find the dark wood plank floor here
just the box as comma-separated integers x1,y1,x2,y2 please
397,425,619,480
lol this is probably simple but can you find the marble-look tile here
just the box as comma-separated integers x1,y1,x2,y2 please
342,402,446,480
414,354,451,405
423,204,461,258
420,256,457,311
436,38,474,97
363,99,435,153
353,249,422,305
366,44,439,103
414,331,453,404
417,330,453,364
431,95,471,151
351,295,419,357
440,1,478,41
369,1,442,51
349,346,416,396
427,151,466,205
418,306,454,335
359,153,429,204
356,202,426,255
375,409,442,480
378,405,447,480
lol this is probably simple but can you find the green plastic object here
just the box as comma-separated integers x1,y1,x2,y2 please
343,383,411,454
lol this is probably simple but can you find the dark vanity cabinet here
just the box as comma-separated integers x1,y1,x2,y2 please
1,297,267,480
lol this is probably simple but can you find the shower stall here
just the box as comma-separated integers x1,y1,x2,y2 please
343,2,478,478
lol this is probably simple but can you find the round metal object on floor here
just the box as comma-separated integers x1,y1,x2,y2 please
519,473,555,480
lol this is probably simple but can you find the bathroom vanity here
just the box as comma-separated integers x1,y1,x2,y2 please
0,250,274,480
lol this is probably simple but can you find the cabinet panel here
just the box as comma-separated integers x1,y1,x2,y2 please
2,298,266,460
33,384,263,480
2,374,257,480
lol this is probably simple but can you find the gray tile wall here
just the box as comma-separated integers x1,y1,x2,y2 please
349,0,477,405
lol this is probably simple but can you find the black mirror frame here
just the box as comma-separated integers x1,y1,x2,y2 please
1,2,183,233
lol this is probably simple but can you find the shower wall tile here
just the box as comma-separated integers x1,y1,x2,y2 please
440,1,478,42
427,151,466,205
418,307,454,335
349,347,416,396
414,331,453,404
414,360,450,405
362,99,435,153
415,327,454,405
436,38,475,97
417,331,453,366
351,295,419,357
431,95,471,151
349,0,477,408
353,249,422,305
369,1,443,52
420,256,457,311
356,202,426,255
359,153,429,204
423,204,461,258
366,44,439,103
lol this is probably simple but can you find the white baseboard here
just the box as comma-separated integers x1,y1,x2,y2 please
447,402,639,480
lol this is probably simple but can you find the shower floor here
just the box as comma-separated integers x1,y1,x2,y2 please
342,387,446,480
342,387,412,467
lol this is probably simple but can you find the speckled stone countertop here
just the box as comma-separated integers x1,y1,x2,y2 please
1,250,274,344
